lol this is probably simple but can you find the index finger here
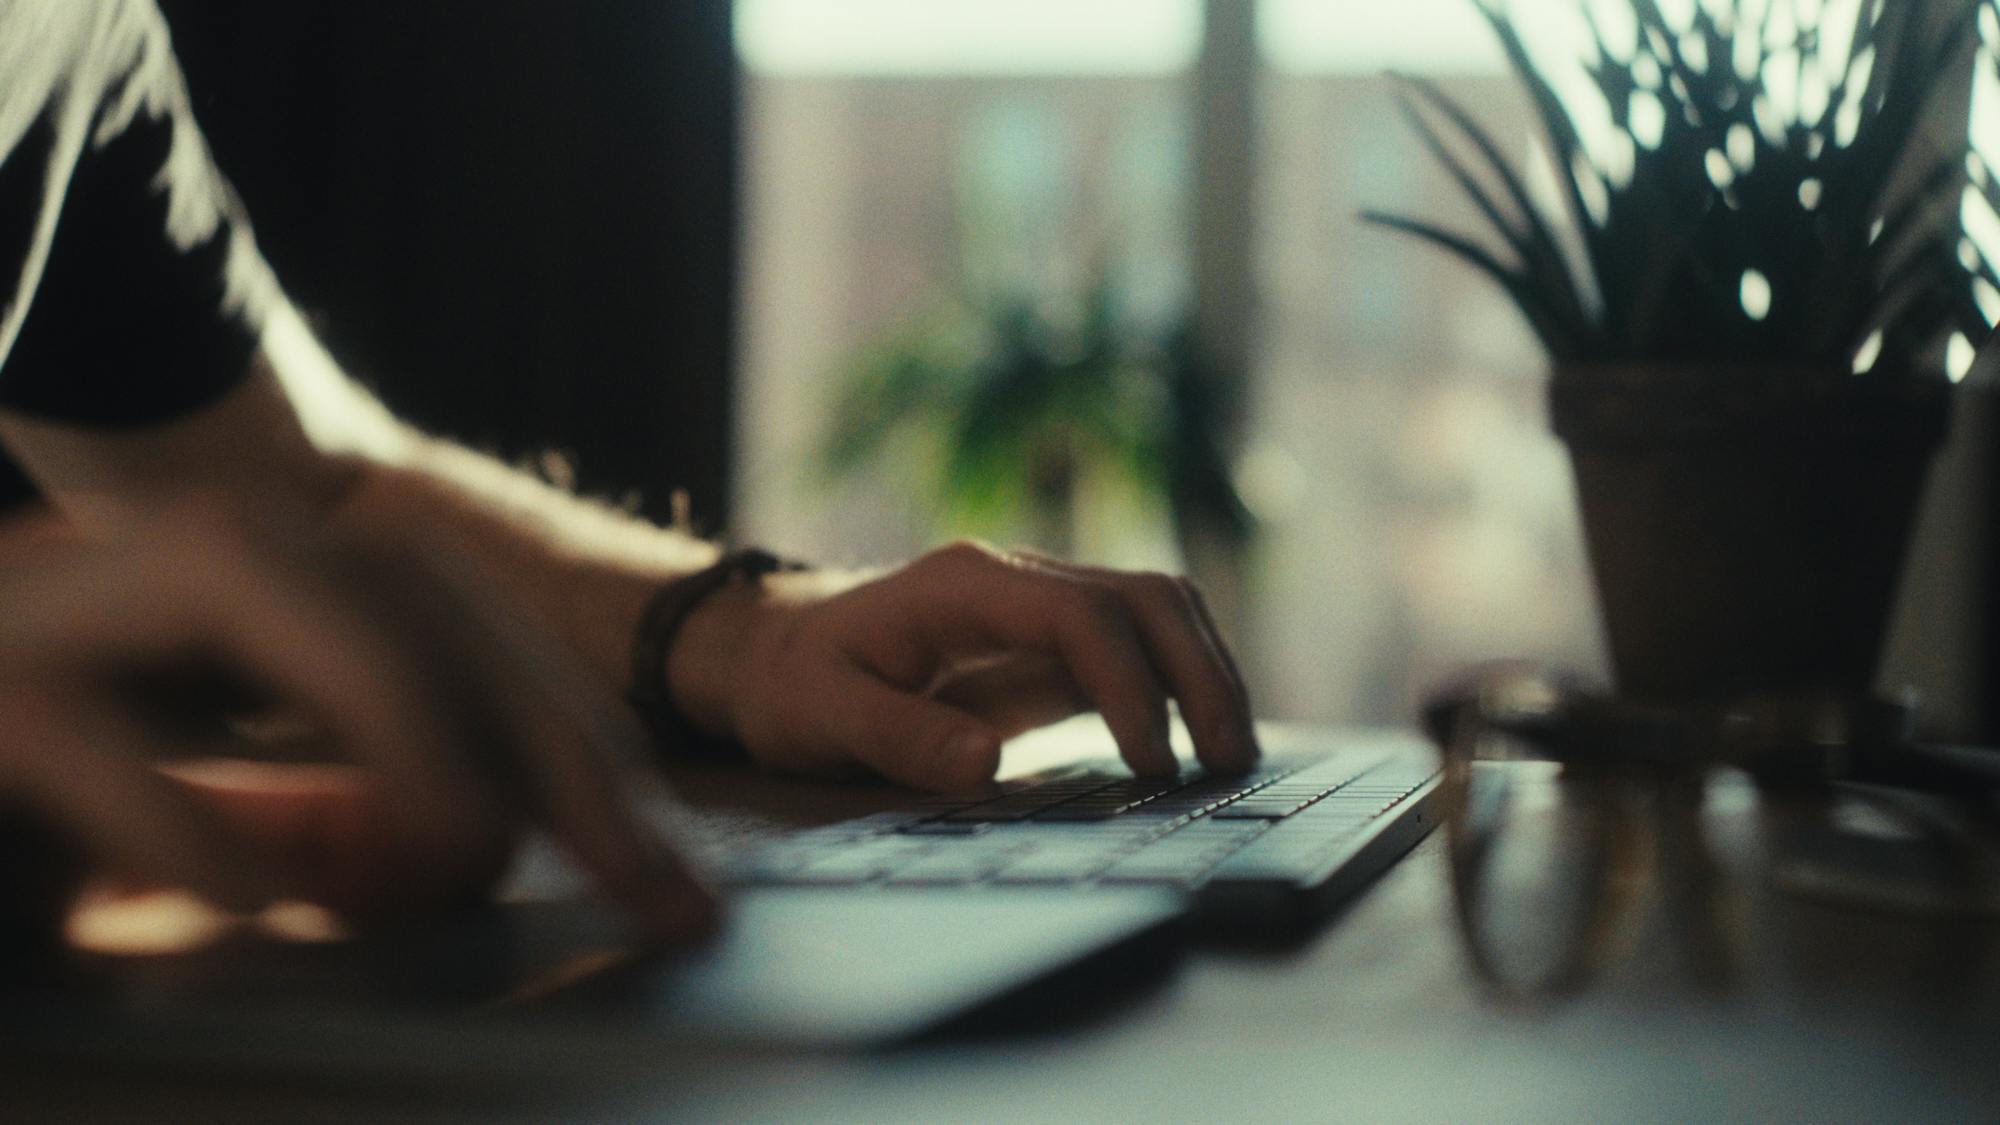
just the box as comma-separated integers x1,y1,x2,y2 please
1015,553,1259,773
862,543,1177,777
389,555,722,942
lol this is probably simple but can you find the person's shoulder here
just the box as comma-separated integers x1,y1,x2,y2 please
0,1,101,127
0,1,180,142
80,0,189,135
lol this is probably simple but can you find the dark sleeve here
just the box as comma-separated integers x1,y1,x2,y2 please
0,0,278,427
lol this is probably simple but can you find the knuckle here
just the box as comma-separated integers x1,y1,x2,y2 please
1176,576,1217,622
1132,571,1187,610
162,500,261,562
1070,584,1129,629
926,539,1000,573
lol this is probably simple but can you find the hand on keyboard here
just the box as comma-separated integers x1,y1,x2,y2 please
669,541,1259,791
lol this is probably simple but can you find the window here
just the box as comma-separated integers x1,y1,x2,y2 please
735,1,1199,568
735,3,1612,728
737,0,1201,75
1247,4,1602,720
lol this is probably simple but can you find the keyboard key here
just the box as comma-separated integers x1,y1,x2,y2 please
1161,795,1250,814
942,802,1060,824
987,821,1164,843
752,837,936,884
883,852,1010,886
1167,819,1269,841
1213,799,1312,820
940,777,1124,822
788,811,927,840
1032,803,1127,822
1327,796,1408,808
992,848,1127,884
901,822,994,836
1031,777,1190,821
1122,801,1206,819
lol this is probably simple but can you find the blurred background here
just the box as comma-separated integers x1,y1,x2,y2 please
732,0,1597,730
161,0,1992,739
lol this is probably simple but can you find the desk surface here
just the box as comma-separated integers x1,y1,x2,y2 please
5,725,1998,1123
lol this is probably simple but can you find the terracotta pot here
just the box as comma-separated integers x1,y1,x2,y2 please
1550,364,1953,705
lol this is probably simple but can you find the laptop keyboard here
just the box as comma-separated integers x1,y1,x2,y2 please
719,750,1438,893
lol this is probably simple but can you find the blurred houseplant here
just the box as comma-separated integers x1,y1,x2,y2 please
822,277,1252,564
1366,0,1994,703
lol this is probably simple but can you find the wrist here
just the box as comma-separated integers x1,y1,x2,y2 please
661,564,850,746
663,569,777,741
634,550,810,753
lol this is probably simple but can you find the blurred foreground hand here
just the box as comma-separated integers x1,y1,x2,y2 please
0,504,715,962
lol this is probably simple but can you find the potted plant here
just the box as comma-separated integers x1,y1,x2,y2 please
1366,0,1992,704
822,277,1252,564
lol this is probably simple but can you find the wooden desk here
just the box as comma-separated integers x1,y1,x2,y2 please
3,726,1997,1122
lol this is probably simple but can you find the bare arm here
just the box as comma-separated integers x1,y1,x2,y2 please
2,297,1257,787
0,300,706,681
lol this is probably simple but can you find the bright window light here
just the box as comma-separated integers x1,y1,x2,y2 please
736,0,1202,76
1970,62,2000,268
1259,0,1507,74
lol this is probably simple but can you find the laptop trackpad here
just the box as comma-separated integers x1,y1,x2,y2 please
566,887,1184,1045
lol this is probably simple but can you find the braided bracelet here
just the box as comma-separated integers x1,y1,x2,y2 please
626,548,799,759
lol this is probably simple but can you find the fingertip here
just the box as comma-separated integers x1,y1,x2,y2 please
1119,729,1180,780
1206,737,1261,777
929,729,1003,793
1198,718,1262,775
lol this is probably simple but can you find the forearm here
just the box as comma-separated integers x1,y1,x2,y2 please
1,303,730,705
326,436,723,691
4,307,1258,789
248,300,727,691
